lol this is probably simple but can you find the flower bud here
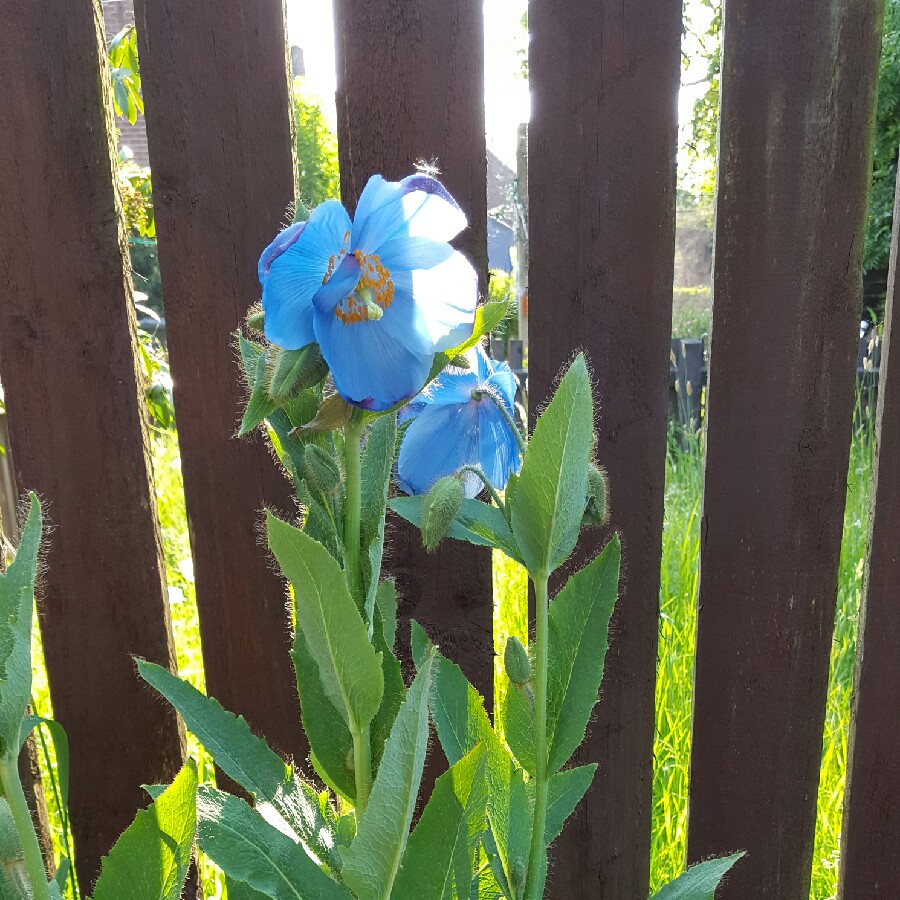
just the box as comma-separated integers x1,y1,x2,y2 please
266,344,328,400
246,308,265,333
582,463,609,527
421,476,465,551
504,636,531,686
303,444,341,494
511,859,527,893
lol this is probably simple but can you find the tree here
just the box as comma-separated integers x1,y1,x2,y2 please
293,80,340,208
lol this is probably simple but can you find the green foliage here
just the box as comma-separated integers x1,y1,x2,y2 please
0,494,41,756
293,81,341,208
649,853,743,900
108,26,143,126
341,655,434,900
509,354,593,575
196,785,350,900
487,270,518,342
92,762,197,900
420,477,466,551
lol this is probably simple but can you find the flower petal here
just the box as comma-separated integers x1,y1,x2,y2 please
352,174,467,253
258,222,305,284
376,236,455,272
422,367,480,407
313,299,434,410
312,251,361,314
396,402,480,496
263,200,351,350
476,400,522,491
408,251,478,350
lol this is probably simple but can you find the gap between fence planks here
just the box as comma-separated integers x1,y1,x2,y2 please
0,0,185,887
687,1,884,897
838,161,900,898
333,0,494,734
528,2,682,895
133,0,306,764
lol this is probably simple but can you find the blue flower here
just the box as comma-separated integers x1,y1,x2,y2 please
396,346,522,498
258,174,477,411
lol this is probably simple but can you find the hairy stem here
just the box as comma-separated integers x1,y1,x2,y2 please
343,416,372,817
456,465,506,511
524,573,550,900
0,753,52,900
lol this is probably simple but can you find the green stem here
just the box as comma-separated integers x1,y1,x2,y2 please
0,753,52,900
524,573,550,900
343,416,372,818
457,465,506,511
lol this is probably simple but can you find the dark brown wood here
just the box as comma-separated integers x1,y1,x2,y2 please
133,1,305,761
687,1,883,896
838,166,900,899
333,0,494,705
0,0,184,887
528,2,682,895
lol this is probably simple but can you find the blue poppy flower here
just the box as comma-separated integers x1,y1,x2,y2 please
396,346,522,498
258,174,477,411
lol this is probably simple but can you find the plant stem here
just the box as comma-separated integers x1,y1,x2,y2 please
457,465,506,511
524,573,550,900
343,416,372,818
0,753,52,900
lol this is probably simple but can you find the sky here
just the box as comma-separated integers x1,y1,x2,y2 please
285,0,714,171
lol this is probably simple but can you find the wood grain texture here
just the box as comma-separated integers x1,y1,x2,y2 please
687,1,883,896
527,2,682,896
333,0,494,706
0,1,184,887
134,0,305,761
838,166,900,899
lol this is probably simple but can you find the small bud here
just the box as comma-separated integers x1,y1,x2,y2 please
266,344,328,400
246,308,266,333
582,463,609,527
421,476,465,551
511,859,527,892
504,636,531,686
303,445,341,494
448,354,471,369
292,200,312,224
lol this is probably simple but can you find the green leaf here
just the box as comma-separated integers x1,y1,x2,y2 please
291,634,355,802
649,854,745,900
341,654,435,900
196,785,350,900
225,877,270,900
545,764,596,844
374,581,398,651
240,348,279,436
0,797,28,896
92,761,197,900
392,744,489,900
510,354,593,575
547,538,620,773
0,494,41,756
268,513,384,734
502,682,535,775
137,661,339,868
20,715,70,814
390,497,524,566
427,301,510,383
369,628,405,775
266,345,328,400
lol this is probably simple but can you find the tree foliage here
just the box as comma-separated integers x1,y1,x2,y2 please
293,80,341,208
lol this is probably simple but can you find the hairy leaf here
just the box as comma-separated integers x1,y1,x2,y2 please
649,853,745,900
510,354,593,575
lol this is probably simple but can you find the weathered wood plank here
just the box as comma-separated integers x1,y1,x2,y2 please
687,1,883,896
528,2,682,895
333,0,493,703
0,0,184,886
134,0,305,760
838,166,900,899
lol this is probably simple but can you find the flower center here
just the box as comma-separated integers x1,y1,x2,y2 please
334,250,395,325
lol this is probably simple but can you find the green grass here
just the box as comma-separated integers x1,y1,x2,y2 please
27,414,872,899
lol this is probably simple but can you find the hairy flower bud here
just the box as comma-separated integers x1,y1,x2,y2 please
246,308,266,333
582,463,609,527
266,344,328,401
421,476,465,551
504,635,531,686
303,445,341,494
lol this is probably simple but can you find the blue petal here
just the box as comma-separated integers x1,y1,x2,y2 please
258,222,305,284
312,251,361,314
263,200,351,350
352,174,467,254
476,401,521,492
423,367,479,406
376,236,455,271
396,402,480,496
313,296,434,410
406,251,477,350
486,367,518,413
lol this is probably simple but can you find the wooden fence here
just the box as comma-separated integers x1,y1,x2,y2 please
0,1,895,898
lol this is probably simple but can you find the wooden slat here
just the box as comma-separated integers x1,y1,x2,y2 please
333,0,494,701
687,1,883,896
0,0,184,887
838,168,900,899
133,1,305,759
528,2,682,895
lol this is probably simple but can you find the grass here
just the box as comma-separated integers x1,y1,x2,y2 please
27,411,872,899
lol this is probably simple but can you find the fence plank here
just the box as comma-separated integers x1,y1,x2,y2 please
838,169,900,899
528,2,682,895
0,0,184,887
133,1,305,760
333,0,493,701
687,1,883,896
